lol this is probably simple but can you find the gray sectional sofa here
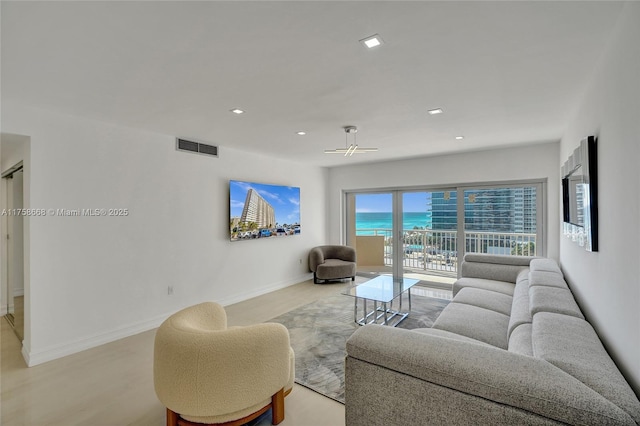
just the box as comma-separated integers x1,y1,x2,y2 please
345,254,640,425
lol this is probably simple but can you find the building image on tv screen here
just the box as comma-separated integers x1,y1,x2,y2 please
230,180,301,241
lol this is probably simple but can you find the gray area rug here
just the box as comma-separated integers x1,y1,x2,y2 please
268,291,449,404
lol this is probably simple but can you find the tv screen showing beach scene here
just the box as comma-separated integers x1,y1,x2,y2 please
229,180,301,241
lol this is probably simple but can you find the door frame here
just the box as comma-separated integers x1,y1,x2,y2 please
2,161,25,336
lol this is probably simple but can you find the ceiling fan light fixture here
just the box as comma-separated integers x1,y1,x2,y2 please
324,126,378,156
324,147,378,154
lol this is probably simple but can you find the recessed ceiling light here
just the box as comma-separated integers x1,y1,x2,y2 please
455,136,464,140
296,131,307,136
230,108,245,114
428,108,443,115
360,34,384,49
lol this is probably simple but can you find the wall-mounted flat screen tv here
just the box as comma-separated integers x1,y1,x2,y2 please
229,180,301,241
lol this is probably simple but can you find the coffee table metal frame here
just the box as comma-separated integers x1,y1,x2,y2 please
343,275,420,327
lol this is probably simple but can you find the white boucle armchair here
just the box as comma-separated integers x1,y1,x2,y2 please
154,302,295,426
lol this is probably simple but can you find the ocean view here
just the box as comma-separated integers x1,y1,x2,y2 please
356,212,432,235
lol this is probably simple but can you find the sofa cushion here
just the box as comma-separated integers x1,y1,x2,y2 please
508,278,532,338
412,327,493,347
515,268,529,284
453,277,515,297
508,323,533,356
529,286,584,319
432,303,510,349
453,287,513,316
532,312,640,425
460,262,530,285
463,253,536,266
530,258,563,275
529,270,569,290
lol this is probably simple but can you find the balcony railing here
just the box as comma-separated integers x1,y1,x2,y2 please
356,229,537,276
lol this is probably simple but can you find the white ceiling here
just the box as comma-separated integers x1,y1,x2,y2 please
1,1,624,167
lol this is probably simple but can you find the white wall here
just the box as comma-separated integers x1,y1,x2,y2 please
1,134,29,171
1,103,327,365
327,142,560,260
559,2,640,395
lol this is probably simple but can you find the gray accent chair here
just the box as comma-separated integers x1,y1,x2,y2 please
308,245,356,284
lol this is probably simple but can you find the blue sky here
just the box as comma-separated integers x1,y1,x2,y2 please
230,180,300,226
355,192,432,213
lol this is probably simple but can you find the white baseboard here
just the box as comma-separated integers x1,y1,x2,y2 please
23,312,170,367
1,306,7,316
217,273,313,306
22,273,313,367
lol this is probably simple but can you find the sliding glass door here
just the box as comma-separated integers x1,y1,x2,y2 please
347,193,394,278
347,189,458,286
346,181,544,287
400,191,457,286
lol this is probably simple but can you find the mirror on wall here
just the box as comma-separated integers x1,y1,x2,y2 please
561,136,598,252
564,168,585,227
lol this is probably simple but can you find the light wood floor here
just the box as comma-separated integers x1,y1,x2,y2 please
1,279,348,426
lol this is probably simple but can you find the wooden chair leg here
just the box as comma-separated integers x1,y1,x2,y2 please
164,390,287,426
166,408,179,426
271,388,285,425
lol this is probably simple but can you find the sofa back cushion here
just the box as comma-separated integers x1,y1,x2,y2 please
508,277,532,339
529,259,567,291
464,253,535,266
432,303,510,349
453,287,513,316
529,258,563,275
532,313,640,425
529,286,584,319
529,271,569,290
453,277,516,297
527,259,584,319
461,254,534,284
508,323,533,356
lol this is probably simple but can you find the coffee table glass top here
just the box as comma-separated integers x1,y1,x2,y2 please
343,275,420,303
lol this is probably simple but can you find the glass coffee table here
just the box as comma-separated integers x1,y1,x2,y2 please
343,275,420,327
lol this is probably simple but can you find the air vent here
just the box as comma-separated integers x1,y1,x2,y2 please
176,138,219,158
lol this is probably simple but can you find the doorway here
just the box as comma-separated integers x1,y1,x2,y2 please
2,164,25,340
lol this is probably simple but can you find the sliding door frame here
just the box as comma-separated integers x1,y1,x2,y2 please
344,178,547,280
